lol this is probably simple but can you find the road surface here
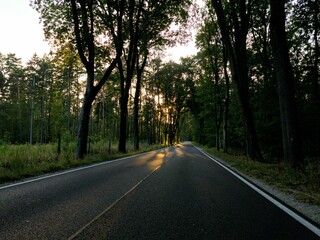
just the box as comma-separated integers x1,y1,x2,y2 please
0,142,319,239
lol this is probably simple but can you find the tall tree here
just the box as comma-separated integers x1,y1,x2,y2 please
51,42,83,142
196,9,228,150
287,0,320,157
289,0,320,104
115,0,191,152
269,0,303,168
33,0,125,158
211,0,263,161
156,61,190,145
0,54,26,143
132,0,191,150
133,52,147,150
70,0,124,158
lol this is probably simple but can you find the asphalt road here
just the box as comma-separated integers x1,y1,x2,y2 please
0,142,319,239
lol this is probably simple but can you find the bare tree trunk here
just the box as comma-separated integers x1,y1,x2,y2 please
222,45,230,153
76,86,95,158
29,76,35,144
269,0,303,169
118,58,132,153
133,55,147,151
40,94,45,145
118,93,129,153
118,0,141,153
312,0,319,103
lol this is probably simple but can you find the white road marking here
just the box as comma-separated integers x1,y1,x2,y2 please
67,165,162,239
193,145,320,237
0,150,162,191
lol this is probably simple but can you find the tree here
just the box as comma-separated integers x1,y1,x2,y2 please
133,52,147,150
247,0,282,158
132,0,192,150
211,0,263,161
33,0,125,158
196,8,229,150
25,54,53,144
115,0,191,153
50,42,83,144
71,0,125,158
289,0,319,104
156,61,190,145
269,0,303,168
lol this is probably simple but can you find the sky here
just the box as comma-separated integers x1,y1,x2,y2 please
0,0,51,63
0,0,198,64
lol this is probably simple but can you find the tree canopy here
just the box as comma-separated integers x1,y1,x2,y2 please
0,0,318,168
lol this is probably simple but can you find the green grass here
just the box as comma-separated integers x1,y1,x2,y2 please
197,144,320,206
2,141,319,206
0,142,166,184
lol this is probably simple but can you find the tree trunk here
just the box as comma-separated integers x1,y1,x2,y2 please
118,57,133,153
211,51,222,151
40,94,45,145
47,78,54,143
269,0,303,169
312,0,319,103
118,92,129,153
71,0,123,158
133,55,147,151
29,77,35,144
222,45,230,153
117,0,140,153
76,88,95,158
133,80,140,151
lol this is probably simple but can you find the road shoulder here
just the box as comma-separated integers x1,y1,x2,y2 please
194,145,320,226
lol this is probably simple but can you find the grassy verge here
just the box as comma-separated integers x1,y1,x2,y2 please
197,144,320,206
0,142,166,185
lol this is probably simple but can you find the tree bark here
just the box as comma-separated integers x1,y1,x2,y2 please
269,0,303,169
312,0,319,103
222,45,230,153
71,0,123,158
133,55,147,151
118,0,140,153
76,84,95,158
118,59,128,153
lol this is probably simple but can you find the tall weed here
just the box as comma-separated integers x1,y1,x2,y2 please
0,141,166,184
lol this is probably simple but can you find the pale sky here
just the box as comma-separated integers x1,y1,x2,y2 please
0,0,198,64
0,0,51,63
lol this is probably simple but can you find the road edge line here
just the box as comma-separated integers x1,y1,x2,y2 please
193,144,320,237
0,148,168,191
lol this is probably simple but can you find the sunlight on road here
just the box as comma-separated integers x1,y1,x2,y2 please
147,153,165,170
126,150,168,170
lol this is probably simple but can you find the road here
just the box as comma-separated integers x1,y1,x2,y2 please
0,142,319,239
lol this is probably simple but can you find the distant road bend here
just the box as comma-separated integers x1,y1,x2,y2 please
0,142,319,239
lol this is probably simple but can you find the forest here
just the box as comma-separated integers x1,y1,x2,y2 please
0,0,319,179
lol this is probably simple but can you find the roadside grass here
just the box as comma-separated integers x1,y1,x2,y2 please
197,144,320,206
0,142,166,185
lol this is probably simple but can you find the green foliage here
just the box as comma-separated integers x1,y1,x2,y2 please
0,0,318,180
191,0,319,164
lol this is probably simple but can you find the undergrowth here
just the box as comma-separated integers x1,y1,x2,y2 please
0,142,166,184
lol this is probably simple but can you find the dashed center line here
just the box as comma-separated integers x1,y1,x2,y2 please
67,165,162,239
